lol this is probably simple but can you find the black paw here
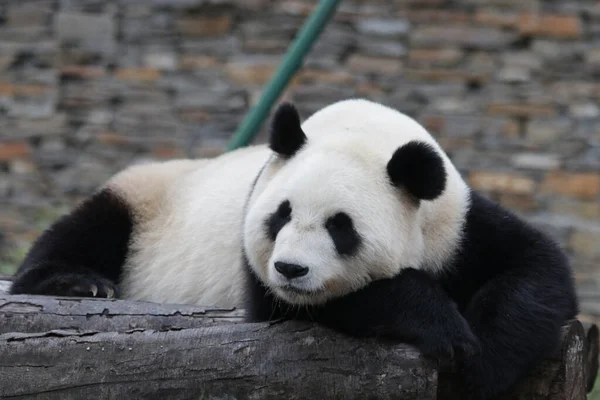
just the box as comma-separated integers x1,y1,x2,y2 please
58,274,119,298
11,269,119,299
417,318,480,362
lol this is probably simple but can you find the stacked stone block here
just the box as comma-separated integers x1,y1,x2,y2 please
0,1,598,311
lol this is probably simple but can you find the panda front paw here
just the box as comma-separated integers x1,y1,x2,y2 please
416,318,480,362
57,274,119,298
10,268,119,299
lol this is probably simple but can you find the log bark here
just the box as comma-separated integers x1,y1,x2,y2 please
0,284,597,400
0,321,438,400
0,294,245,334
0,277,11,295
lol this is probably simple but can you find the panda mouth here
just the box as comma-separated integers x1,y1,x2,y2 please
279,284,323,296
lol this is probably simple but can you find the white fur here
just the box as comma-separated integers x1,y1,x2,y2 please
244,99,470,305
106,98,469,308
108,145,270,307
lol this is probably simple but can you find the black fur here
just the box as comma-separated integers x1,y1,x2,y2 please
274,261,309,279
387,141,446,200
10,188,133,298
244,189,578,400
325,212,361,256
265,200,292,241
269,102,307,158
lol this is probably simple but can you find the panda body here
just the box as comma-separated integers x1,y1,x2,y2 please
10,99,578,400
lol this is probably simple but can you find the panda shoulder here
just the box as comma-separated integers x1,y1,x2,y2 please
105,159,207,222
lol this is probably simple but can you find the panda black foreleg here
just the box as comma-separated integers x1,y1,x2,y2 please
316,268,481,362
9,188,133,298
458,261,578,400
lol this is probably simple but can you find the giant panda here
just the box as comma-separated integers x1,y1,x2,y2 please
10,99,578,400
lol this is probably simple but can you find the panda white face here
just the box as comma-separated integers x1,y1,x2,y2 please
244,147,424,305
243,100,468,306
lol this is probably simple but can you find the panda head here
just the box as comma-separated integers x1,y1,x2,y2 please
243,99,469,306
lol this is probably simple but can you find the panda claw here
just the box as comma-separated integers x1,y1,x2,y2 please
89,284,98,297
106,287,115,298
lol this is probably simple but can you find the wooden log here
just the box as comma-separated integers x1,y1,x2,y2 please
439,320,588,400
0,294,245,334
0,321,438,400
583,322,600,393
0,283,597,399
0,277,11,295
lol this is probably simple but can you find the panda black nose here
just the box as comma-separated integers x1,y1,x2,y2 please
274,262,309,279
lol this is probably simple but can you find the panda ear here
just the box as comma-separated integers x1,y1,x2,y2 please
387,141,446,201
269,102,307,158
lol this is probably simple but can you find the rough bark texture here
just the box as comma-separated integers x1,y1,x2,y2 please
0,282,597,400
0,277,11,295
0,294,245,334
0,322,438,400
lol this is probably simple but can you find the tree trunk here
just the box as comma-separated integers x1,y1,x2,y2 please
0,280,597,400
0,294,245,334
0,321,438,400
0,277,10,295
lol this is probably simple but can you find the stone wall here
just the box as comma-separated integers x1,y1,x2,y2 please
0,0,598,298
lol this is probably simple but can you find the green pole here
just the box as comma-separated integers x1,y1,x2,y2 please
226,0,342,151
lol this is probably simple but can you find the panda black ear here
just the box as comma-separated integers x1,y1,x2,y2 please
269,102,307,158
387,141,446,201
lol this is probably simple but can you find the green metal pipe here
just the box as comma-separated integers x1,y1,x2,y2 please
226,0,342,151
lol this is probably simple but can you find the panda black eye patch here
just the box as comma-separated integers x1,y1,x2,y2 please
325,212,361,256
265,200,292,241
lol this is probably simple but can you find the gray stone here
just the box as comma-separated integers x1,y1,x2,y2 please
511,153,561,170
0,0,598,287
7,3,51,27
502,52,543,70
51,158,115,195
181,37,241,57
356,38,407,58
564,148,600,171
430,98,480,115
526,118,572,146
411,26,515,50
497,67,531,83
174,89,246,112
486,82,554,104
87,109,114,125
465,52,497,74
586,48,600,67
355,18,410,37
292,84,358,116
309,24,355,60
5,89,58,119
532,40,585,63
238,16,301,39
54,11,116,57
2,113,67,140
117,0,207,7
121,13,173,42
569,103,600,119
143,50,178,71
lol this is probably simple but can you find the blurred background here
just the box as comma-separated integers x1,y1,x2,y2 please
0,0,598,320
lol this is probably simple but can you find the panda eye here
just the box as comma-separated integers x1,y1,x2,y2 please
276,200,292,219
325,212,353,232
325,212,361,256
265,200,292,241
